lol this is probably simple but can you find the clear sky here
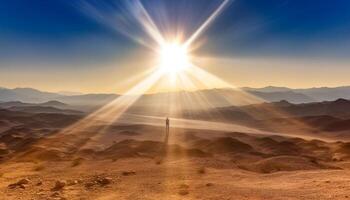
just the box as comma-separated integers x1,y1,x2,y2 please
1,0,350,93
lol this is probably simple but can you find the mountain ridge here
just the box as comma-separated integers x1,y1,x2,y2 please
1,86,350,106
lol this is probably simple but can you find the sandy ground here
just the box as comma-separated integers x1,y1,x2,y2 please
101,114,334,141
1,110,350,200
1,158,350,200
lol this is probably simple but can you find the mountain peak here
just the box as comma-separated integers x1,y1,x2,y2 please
242,86,292,93
334,98,350,104
40,100,67,107
272,100,292,107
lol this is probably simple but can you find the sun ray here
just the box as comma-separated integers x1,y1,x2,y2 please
184,0,232,48
132,0,166,47
187,64,264,104
79,0,166,51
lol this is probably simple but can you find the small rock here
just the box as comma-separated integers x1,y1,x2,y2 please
197,167,206,174
8,184,17,189
36,181,43,186
154,157,162,165
97,177,112,186
51,180,66,191
67,180,79,186
17,178,30,185
122,171,136,176
52,191,65,197
8,178,30,189
206,183,214,187
178,189,189,196
84,175,113,189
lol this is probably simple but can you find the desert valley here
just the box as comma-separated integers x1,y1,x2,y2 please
1,87,350,199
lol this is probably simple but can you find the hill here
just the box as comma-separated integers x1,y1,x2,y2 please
183,98,350,134
2,86,350,107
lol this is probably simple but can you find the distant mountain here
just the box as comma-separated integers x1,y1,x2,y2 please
56,94,118,105
0,101,33,108
216,98,350,120
131,88,315,111
1,86,350,107
39,100,67,107
242,86,291,93
295,86,350,101
0,100,81,115
247,91,314,103
0,87,62,103
242,86,350,102
184,98,350,133
0,87,117,105
0,101,67,109
7,106,82,115
274,98,350,119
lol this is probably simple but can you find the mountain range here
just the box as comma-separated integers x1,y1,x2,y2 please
183,98,350,136
1,86,350,107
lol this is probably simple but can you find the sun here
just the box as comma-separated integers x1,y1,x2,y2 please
158,42,190,74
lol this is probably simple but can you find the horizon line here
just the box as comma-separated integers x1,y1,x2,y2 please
2,84,350,96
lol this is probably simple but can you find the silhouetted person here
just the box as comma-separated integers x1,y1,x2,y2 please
164,117,170,144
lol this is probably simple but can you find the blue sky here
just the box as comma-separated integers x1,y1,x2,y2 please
207,0,350,58
0,0,350,92
1,0,350,60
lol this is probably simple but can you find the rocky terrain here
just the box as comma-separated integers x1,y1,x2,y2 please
1,99,350,199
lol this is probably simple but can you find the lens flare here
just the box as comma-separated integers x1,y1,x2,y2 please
158,42,190,74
